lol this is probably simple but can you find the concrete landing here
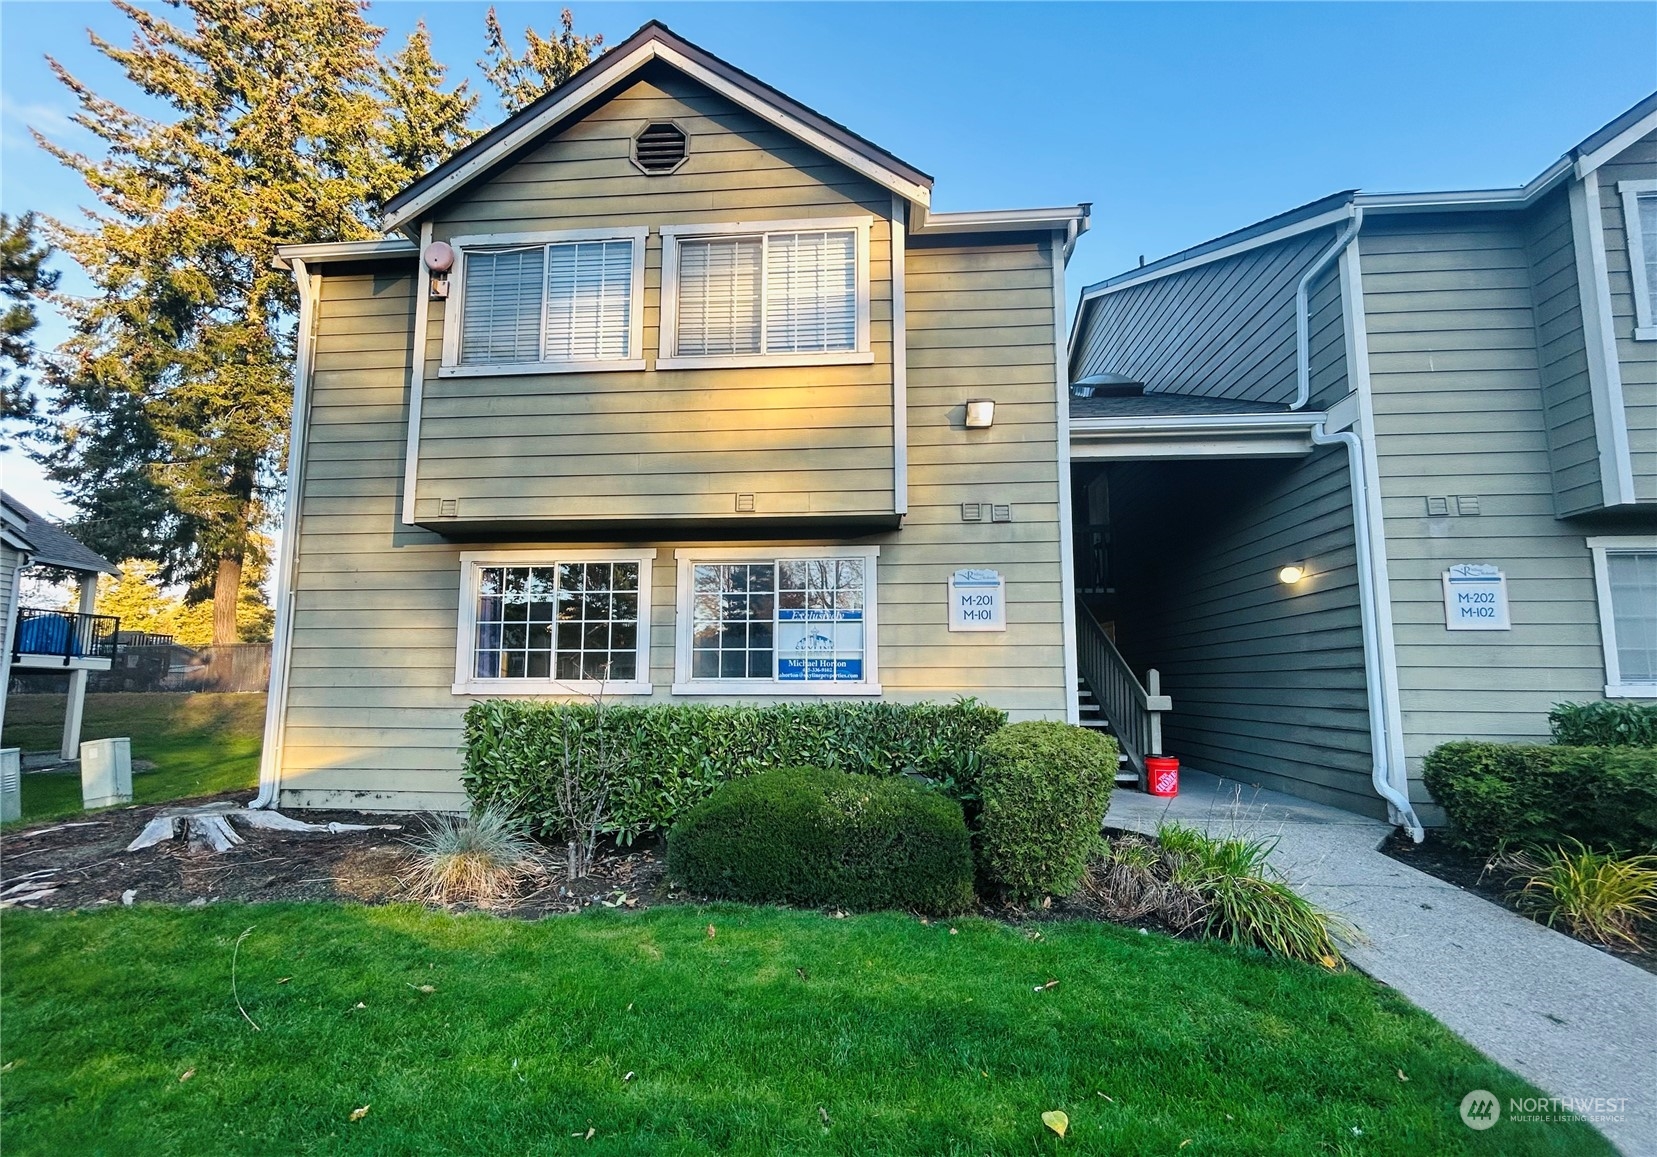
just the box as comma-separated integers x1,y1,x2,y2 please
1106,769,1657,1157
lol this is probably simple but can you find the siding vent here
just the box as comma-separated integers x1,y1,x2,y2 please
439,498,458,518
1426,496,1450,517
1456,495,1481,516
633,122,689,174
991,504,1013,523
961,503,984,522
735,492,756,513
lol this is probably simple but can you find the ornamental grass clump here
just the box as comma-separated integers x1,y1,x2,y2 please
402,807,546,906
1082,824,1356,965
1507,841,1657,949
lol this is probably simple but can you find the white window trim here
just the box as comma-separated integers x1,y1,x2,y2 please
657,216,873,370
671,545,881,697
453,548,656,697
1586,535,1657,698
438,227,649,376
1617,180,1657,341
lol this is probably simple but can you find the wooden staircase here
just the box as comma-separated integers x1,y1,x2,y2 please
1077,677,1140,785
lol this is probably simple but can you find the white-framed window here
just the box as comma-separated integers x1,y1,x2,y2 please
1618,180,1657,341
453,549,655,696
672,546,880,696
657,217,873,370
1587,536,1657,698
439,227,648,376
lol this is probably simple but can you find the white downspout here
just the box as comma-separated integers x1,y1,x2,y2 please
1295,205,1423,839
252,258,318,809
1293,206,1363,411
1310,426,1424,841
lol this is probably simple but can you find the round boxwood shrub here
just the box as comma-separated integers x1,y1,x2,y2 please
665,766,975,914
977,721,1118,901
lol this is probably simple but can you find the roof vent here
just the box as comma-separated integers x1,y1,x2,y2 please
632,122,688,175
1071,372,1144,399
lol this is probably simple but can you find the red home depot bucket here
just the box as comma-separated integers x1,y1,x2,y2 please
1145,757,1180,797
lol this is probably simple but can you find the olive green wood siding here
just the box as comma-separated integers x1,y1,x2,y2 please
1525,185,1603,514
1593,129,1657,501
1104,451,1377,817
1359,217,1610,791
278,232,1068,811
413,64,896,526
1072,226,1348,407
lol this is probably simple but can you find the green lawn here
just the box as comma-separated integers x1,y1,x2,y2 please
1,693,264,822
0,904,1608,1156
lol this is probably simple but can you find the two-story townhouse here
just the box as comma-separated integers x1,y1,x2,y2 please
1067,93,1657,831
255,23,1088,812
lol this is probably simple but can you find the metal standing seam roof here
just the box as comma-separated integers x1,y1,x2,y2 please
0,492,119,575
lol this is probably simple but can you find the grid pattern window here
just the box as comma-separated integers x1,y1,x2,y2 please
691,563,774,679
688,558,866,683
1607,550,1657,685
461,239,635,365
473,562,640,682
674,229,856,357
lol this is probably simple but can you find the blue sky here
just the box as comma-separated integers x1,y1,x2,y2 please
2,1,1654,517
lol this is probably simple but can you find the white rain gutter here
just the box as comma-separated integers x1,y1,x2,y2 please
252,258,318,809
1292,206,1363,411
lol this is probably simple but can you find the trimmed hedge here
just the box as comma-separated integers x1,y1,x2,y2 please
462,699,1005,842
665,766,975,914
1549,701,1657,748
977,721,1118,900
1422,741,1657,853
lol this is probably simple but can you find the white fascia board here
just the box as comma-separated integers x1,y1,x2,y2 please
1069,412,1326,437
1575,108,1657,178
1354,156,1573,215
383,41,930,233
273,238,418,267
913,205,1091,236
1077,206,1351,306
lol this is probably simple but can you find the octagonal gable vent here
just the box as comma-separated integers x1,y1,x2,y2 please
633,121,689,174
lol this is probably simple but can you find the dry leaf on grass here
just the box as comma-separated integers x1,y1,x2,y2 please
407,983,436,994
1041,1110,1069,1137
349,1105,370,1122
276,977,292,985
1033,979,1060,992
706,924,716,940
1396,1069,1410,1082
179,1068,195,1082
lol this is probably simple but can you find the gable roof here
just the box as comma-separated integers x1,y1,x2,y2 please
0,492,119,575
381,21,934,233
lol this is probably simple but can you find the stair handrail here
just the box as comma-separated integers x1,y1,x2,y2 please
1074,599,1171,778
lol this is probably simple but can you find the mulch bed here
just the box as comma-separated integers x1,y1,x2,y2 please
0,791,670,919
1380,829,1657,976
1,791,1168,933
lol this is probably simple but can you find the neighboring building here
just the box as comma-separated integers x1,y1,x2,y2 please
1068,94,1657,829
0,492,121,757
257,23,1088,812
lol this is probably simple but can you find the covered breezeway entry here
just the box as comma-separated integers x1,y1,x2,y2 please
1067,394,1394,820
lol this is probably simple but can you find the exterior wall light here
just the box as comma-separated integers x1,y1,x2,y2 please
1278,564,1306,585
424,241,455,300
964,399,995,429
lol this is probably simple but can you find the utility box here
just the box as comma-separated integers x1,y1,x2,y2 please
81,737,133,809
1,748,20,823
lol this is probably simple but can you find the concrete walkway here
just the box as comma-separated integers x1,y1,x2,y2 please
1106,769,1657,1157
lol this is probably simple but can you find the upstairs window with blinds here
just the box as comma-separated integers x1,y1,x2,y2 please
673,228,858,358
460,238,636,366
